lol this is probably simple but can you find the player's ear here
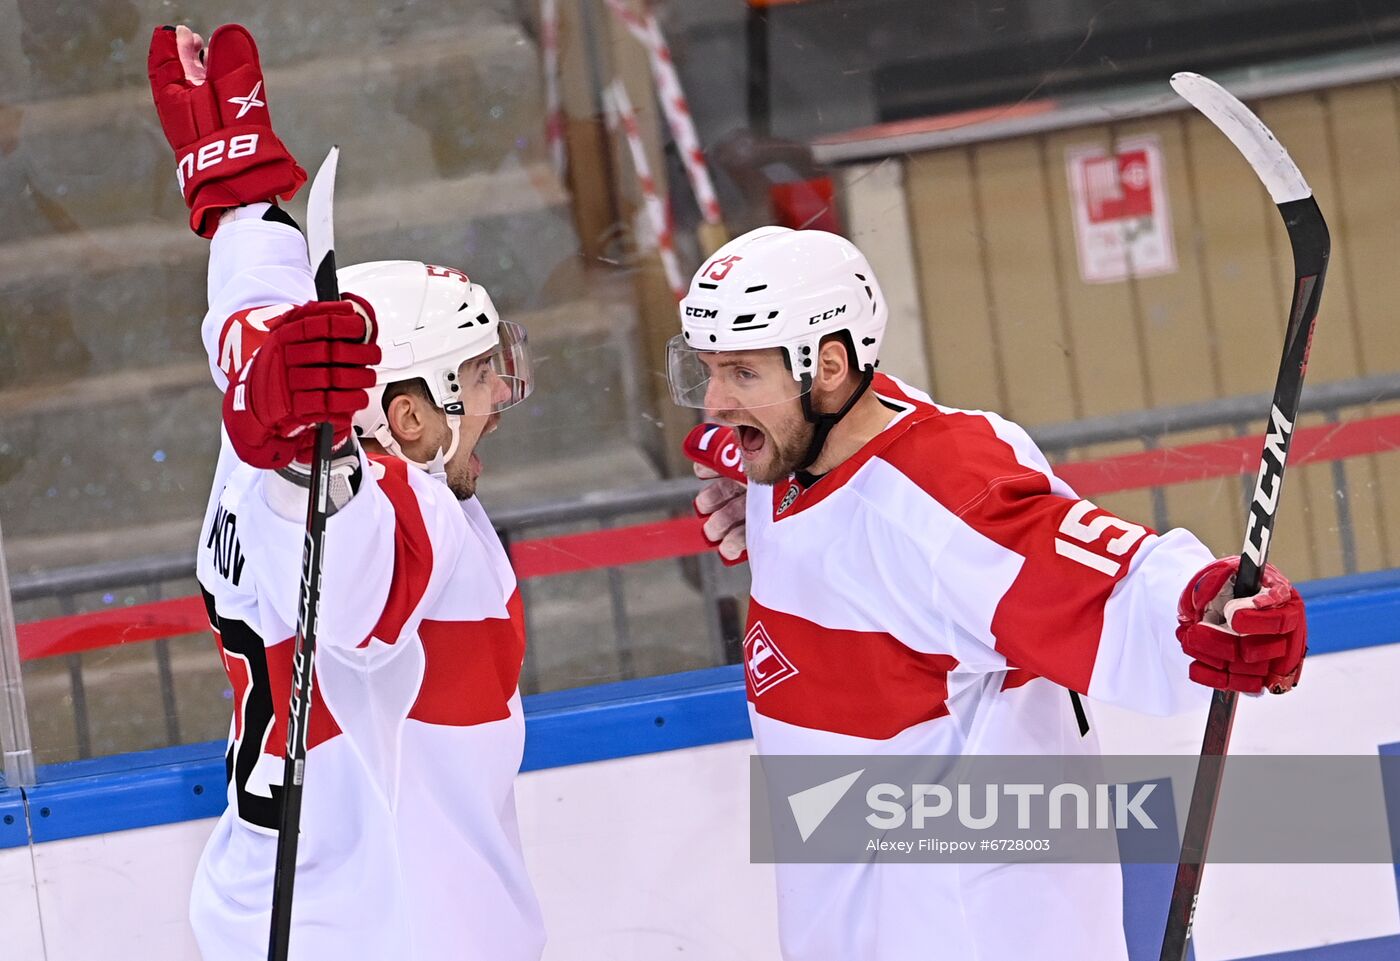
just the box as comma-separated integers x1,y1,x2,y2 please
385,392,426,445
815,336,850,391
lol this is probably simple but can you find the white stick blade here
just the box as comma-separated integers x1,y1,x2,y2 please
306,146,339,275
1170,72,1311,205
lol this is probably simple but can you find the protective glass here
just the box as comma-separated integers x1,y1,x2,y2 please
457,320,534,415
665,335,811,411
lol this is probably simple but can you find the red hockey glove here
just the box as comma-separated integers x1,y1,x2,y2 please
684,424,748,565
1177,556,1307,694
683,423,746,483
224,297,379,469
148,24,307,238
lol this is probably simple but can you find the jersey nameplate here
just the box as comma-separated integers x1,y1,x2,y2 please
207,504,246,587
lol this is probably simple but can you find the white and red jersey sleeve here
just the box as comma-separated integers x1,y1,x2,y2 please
744,373,1210,731
201,203,314,392
873,400,1213,716
231,453,469,655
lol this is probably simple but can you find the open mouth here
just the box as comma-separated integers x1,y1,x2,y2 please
469,451,483,476
735,424,767,457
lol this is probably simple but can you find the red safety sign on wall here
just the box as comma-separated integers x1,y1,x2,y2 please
1066,135,1177,284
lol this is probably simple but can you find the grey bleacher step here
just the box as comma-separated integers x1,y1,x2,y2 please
2,16,550,244
0,291,653,568
0,162,579,389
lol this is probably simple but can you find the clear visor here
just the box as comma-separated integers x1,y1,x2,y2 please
665,335,811,412
456,320,534,416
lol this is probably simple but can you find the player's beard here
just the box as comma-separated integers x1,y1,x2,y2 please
738,414,815,485
445,457,477,500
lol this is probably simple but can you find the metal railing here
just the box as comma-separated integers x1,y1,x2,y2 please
4,371,1400,779
3,474,740,775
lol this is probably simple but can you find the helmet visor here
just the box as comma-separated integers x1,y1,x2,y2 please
665,335,811,412
456,320,534,415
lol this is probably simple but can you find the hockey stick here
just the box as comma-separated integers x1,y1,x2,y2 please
1158,74,1329,961
267,145,341,961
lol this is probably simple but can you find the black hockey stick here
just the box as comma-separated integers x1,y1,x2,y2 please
1158,74,1329,961
268,145,341,961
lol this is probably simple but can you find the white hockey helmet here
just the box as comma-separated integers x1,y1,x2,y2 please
666,226,888,410
340,260,532,471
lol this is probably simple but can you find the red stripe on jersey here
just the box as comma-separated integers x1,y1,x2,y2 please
408,591,526,727
362,456,435,647
745,599,957,740
264,635,342,753
211,628,249,741
879,412,1151,692
1000,668,1040,692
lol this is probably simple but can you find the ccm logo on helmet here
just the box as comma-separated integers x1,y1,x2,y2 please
176,134,260,191
808,305,847,325
685,306,719,319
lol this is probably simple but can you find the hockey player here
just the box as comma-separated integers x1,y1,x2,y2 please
670,226,1307,960
149,25,544,960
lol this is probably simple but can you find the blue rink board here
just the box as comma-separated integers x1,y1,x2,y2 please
2,570,1398,961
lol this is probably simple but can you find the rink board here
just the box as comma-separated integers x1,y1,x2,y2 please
0,570,1397,961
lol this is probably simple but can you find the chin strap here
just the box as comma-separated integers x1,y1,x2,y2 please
796,366,875,472
368,413,463,487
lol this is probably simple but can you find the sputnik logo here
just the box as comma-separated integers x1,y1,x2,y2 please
228,81,266,119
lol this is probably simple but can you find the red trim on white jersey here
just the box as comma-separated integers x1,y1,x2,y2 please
263,635,342,752
878,411,1152,693
745,599,958,740
216,304,291,381
362,456,435,648
408,590,527,726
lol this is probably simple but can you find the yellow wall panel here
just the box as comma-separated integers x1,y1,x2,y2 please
1116,116,1244,551
905,150,1005,412
1322,81,1400,570
1040,125,1155,525
971,138,1077,426
894,79,1400,579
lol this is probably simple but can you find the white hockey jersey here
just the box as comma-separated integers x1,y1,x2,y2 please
743,373,1212,961
190,212,544,961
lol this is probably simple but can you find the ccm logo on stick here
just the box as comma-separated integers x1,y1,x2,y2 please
1243,404,1294,565
176,133,261,190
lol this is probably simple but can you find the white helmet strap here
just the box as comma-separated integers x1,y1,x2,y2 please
370,413,463,488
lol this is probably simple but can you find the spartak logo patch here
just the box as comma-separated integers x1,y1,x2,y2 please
744,620,799,695
775,481,801,518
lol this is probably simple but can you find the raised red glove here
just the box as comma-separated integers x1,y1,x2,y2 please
683,424,746,482
684,424,748,565
224,298,379,469
148,24,306,238
1177,556,1307,694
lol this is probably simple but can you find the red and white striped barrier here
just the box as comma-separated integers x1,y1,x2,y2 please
540,0,566,178
603,78,685,299
604,0,723,225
